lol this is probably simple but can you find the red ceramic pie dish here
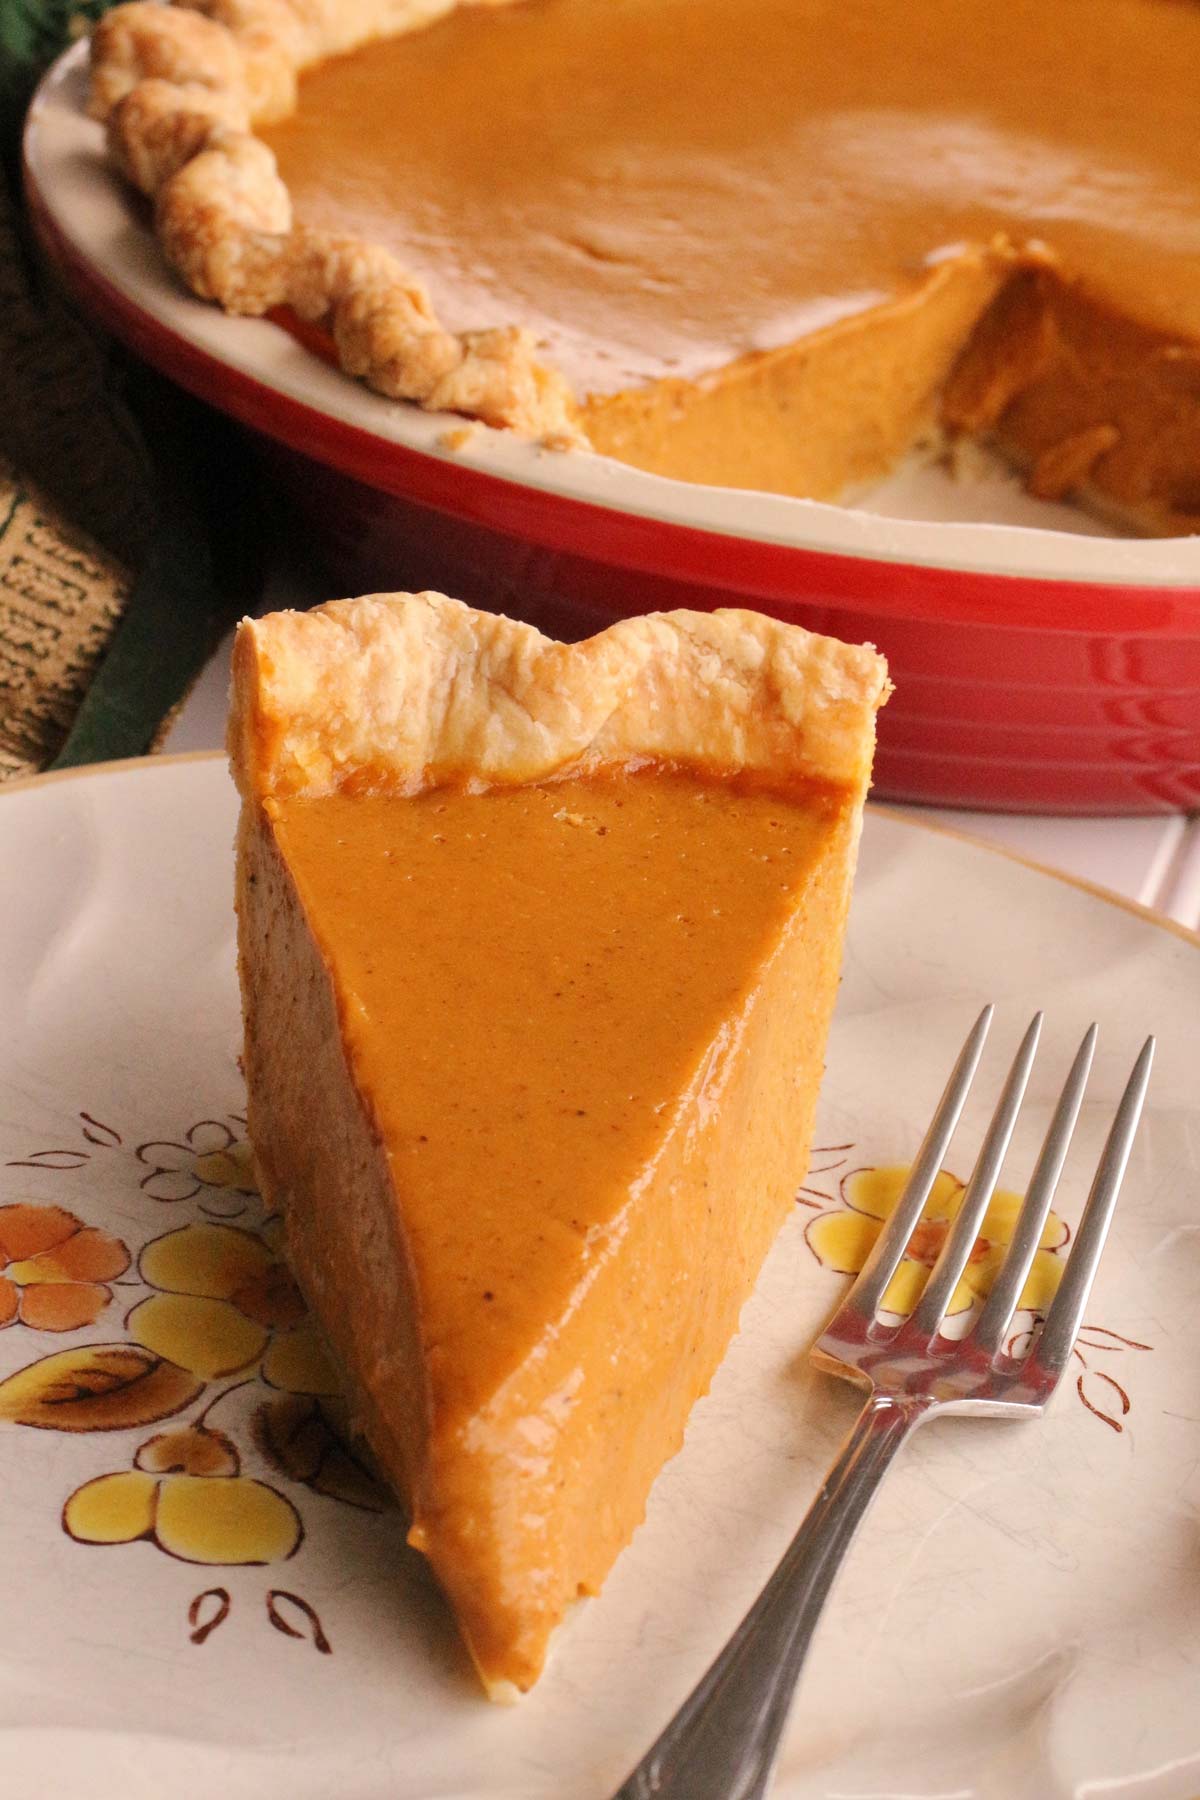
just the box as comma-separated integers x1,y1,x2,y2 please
23,46,1200,813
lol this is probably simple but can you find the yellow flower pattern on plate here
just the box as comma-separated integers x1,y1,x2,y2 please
65,1421,303,1565
805,1164,1069,1320
0,1104,1137,1658
129,1222,338,1394
0,1108,391,1636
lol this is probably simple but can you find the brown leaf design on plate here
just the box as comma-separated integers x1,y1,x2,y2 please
0,1343,203,1431
79,1114,122,1148
188,1587,231,1645
257,1394,389,1513
1076,1367,1132,1434
5,1150,90,1171
136,1424,240,1477
1075,1324,1153,1353
267,1589,332,1654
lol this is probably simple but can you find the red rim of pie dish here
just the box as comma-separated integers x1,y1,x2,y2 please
24,159,1200,645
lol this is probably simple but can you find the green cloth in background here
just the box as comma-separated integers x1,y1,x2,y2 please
0,1,112,138
0,0,262,776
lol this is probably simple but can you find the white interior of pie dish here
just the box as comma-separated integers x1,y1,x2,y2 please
25,45,1200,591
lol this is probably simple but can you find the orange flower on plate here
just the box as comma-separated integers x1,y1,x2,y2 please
805,1165,1069,1319
0,1204,130,1332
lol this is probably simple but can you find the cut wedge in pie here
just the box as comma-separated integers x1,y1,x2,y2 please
91,0,1200,534
228,592,890,1695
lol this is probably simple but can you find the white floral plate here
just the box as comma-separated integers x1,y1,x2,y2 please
0,754,1197,1800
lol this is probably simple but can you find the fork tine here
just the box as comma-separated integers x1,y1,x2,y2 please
1032,1036,1155,1384
911,1011,1043,1337
973,1023,1097,1360
847,1004,993,1321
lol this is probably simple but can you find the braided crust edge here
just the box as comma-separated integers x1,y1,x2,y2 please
91,1,585,446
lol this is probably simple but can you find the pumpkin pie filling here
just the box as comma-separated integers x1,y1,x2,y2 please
253,768,860,1689
255,0,1200,526
268,772,851,1673
92,0,1200,530
230,592,889,1692
269,768,844,1423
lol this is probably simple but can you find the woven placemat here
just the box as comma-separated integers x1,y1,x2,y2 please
0,0,259,782
0,456,133,780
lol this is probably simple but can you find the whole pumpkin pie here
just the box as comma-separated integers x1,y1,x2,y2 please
89,0,1200,534
228,591,889,1694
90,0,1200,535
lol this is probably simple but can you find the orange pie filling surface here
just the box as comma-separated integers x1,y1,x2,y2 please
256,763,856,1688
259,0,1200,529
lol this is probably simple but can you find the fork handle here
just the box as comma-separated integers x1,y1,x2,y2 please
610,1396,925,1800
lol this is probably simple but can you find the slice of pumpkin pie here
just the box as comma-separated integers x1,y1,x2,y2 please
228,592,889,1695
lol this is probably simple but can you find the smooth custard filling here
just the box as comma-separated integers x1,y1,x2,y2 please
261,0,1200,401
269,765,844,1425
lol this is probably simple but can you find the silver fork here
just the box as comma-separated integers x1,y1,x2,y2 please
611,1006,1154,1800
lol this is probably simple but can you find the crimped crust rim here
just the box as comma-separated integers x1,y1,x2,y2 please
228,590,891,802
90,1,585,446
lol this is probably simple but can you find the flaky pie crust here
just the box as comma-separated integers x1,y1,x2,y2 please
228,591,891,802
90,0,583,445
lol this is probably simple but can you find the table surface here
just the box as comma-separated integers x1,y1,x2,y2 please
166,573,1200,936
